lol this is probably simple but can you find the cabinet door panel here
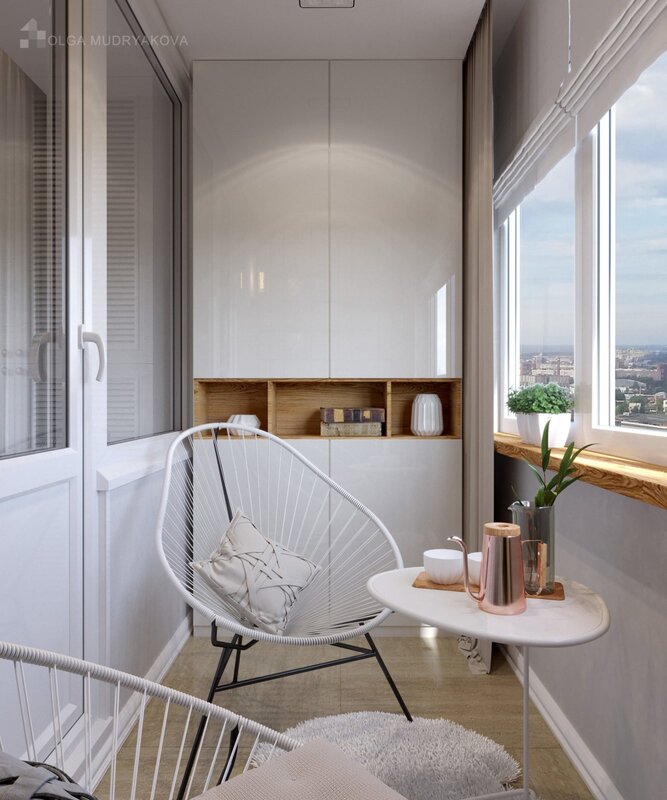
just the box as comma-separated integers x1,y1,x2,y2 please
330,61,462,378
330,439,462,628
193,62,330,378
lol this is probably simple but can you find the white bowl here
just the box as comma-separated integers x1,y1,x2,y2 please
467,552,483,586
423,549,464,585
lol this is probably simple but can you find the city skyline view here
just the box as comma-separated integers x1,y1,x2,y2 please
518,345,667,429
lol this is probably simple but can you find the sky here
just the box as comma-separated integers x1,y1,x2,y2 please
517,51,667,351
614,51,667,347
519,151,575,352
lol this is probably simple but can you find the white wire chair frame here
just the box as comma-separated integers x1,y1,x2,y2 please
0,640,298,800
157,423,405,647
155,423,413,774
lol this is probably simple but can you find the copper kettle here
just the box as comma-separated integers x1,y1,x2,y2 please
449,523,526,615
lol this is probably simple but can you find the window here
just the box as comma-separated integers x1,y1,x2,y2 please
597,52,667,436
496,48,667,466
106,0,181,444
498,152,575,428
0,1,67,458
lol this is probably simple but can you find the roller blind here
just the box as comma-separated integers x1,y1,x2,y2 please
494,0,667,222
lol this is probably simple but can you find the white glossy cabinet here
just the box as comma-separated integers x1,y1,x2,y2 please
194,60,462,380
193,62,330,378
192,61,463,632
330,61,462,378
331,439,462,629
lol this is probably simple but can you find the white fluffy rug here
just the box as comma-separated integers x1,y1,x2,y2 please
255,711,520,800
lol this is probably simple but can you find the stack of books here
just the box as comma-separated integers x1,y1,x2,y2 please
320,407,386,437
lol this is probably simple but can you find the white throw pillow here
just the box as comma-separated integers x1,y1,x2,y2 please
192,510,320,635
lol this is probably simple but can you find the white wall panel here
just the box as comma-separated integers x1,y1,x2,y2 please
107,470,188,677
0,481,79,650
193,61,330,378
496,455,667,800
331,439,462,627
0,480,82,757
330,60,462,378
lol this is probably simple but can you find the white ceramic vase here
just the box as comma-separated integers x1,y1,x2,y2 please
411,394,444,436
227,414,261,436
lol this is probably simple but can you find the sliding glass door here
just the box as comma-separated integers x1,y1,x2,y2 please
0,0,182,766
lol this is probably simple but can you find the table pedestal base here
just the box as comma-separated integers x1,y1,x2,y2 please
463,646,533,800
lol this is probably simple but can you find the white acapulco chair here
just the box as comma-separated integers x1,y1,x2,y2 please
156,423,412,790
0,640,298,800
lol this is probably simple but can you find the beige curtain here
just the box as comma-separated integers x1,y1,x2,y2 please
460,1,495,674
463,2,494,550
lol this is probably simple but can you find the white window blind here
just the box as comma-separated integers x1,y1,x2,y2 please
494,0,667,222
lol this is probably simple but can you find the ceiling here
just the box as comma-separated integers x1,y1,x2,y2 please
154,0,525,65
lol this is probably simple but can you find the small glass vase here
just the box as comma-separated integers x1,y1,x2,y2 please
509,501,555,595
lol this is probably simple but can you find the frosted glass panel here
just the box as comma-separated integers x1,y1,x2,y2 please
0,1,67,458
106,0,177,443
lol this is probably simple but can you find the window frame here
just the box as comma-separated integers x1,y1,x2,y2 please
106,0,183,446
495,165,577,437
583,106,667,465
495,210,519,435
496,95,667,468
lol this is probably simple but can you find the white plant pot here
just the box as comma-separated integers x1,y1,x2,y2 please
515,412,572,447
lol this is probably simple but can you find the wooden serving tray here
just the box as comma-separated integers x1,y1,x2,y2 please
412,571,565,601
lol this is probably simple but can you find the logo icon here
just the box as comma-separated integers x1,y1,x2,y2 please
20,19,47,49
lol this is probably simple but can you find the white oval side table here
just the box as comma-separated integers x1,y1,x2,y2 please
367,567,610,800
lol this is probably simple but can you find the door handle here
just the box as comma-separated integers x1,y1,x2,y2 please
78,325,106,381
30,330,55,382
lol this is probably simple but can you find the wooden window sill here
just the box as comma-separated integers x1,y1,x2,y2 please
494,432,667,511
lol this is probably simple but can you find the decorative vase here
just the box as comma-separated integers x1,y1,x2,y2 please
509,501,555,595
227,414,261,436
515,412,571,447
411,394,444,436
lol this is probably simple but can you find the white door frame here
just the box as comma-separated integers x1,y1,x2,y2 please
0,0,85,758
80,0,109,670
80,0,190,672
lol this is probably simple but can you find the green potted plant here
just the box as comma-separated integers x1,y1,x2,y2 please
510,421,593,595
506,383,574,447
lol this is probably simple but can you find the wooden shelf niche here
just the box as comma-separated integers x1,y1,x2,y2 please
194,378,461,439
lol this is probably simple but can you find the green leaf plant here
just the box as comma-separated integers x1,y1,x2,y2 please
525,420,594,507
507,383,574,415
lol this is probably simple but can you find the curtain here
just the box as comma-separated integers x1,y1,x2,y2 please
460,1,494,674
